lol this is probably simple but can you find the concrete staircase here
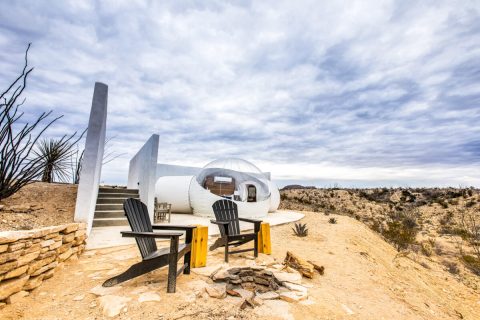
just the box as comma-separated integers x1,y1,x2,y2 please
92,187,139,227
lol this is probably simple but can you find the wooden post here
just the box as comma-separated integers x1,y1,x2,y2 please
257,222,271,254
191,225,208,268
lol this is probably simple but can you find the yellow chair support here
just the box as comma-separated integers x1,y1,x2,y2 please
257,222,271,254
191,225,208,268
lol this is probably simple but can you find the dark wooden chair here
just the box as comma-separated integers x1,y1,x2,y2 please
102,198,195,293
209,199,262,262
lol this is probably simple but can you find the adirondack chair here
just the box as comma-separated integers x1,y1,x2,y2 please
102,198,195,293
209,199,262,262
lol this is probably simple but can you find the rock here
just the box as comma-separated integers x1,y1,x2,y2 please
256,291,280,300
6,290,29,304
279,291,308,302
40,239,55,248
27,256,56,274
62,233,75,243
90,284,122,296
0,275,29,300
205,283,227,299
273,271,302,284
229,288,254,300
4,265,28,279
282,282,308,293
42,268,55,280
49,241,62,250
0,251,22,264
0,261,18,274
138,292,161,303
8,242,26,252
307,261,325,275
58,248,73,261
63,224,79,234
57,243,72,254
212,269,231,281
254,277,270,286
0,244,8,253
73,294,85,301
98,295,131,317
23,274,45,290
17,251,40,266
31,261,58,276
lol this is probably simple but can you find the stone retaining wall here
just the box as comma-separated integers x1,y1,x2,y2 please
0,223,87,307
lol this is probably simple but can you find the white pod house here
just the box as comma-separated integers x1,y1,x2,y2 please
155,158,280,218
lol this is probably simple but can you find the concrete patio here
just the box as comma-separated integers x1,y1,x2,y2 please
87,210,304,249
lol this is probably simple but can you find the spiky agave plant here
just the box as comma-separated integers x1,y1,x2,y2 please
33,131,85,183
292,222,308,237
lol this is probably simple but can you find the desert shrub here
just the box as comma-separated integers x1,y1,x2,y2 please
443,261,460,275
382,209,419,251
462,255,480,275
292,223,308,237
449,199,459,205
329,217,337,224
439,211,454,226
465,200,476,208
459,210,480,260
421,241,433,257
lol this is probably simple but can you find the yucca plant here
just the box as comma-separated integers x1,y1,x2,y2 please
292,223,308,237
33,131,85,183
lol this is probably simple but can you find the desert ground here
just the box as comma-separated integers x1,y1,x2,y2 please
0,183,77,231
1,210,479,319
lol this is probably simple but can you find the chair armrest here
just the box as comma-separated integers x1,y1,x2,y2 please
120,231,182,239
210,220,229,225
238,217,262,224
152,224,196,231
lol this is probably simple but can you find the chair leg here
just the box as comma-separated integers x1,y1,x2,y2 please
167,237,179,293
224,242,229,263
254,235,259,258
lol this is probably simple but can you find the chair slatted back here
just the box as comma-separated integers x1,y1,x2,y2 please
124,198,157,259
212,199,241,236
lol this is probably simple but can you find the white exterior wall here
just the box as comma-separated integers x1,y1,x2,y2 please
127,134,159,221
189,179,270,218
268,180,281,212
74,82,108,235
155,176,193,213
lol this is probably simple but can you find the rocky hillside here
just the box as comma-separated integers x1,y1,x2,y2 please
280,187,480,290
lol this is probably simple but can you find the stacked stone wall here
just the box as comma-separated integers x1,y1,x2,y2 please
0,223,87,307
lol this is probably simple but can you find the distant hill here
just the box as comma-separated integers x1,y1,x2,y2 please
280,184,317,190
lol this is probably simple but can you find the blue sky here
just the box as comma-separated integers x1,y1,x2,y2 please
1,0,479,188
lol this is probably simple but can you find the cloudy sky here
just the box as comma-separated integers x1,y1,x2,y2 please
1,0,479,188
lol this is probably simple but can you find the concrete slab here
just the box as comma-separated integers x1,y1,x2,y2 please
86,210,304,249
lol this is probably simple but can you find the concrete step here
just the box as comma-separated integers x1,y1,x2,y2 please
96,203,123,211
94,211,125,219
99,188,138,194
96,198,130,204
92,218,129,227
97,193,139,199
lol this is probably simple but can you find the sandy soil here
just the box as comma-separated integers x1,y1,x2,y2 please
0,182,77,231
1,212,479,319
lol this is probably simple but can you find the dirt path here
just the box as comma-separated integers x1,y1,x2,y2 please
1,212,479,319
